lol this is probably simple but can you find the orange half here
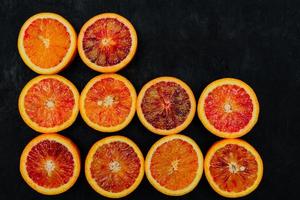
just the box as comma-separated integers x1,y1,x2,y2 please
198,78,259,138
78,13,137,73
85,136,144,198
80,74,136,132
20,133,80,195
137,77,196,135
145,134,203,196
18,12,77,74
204,139,263,198
18,75,79,133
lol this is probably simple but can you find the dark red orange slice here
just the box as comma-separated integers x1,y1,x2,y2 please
20,133,80,195
137,77,196,135
78,13,137,73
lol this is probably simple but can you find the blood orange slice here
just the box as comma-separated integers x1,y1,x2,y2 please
18,13,77,74
80,74,136,132
20,133,80,195
145,134,203,196
137,77,196,135
198,78,259,138
78,13,137,73
85,136,144,198
18,75,79,133
204,139,263,198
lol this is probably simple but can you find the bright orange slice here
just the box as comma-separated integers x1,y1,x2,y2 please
80,74,136,132
198,78,259,138
18,13,77,74
20,133,80,195
18,75,79,133
145,134,203,196
137,77,196,135
204,139,263,198
78,13,137,73
85,136,144,198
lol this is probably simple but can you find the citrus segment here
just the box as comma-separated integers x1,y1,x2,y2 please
85,136,144,198
18,13,77,74
137,77,196,135
204,139,263,198
78,13,137,73
20,133,80,195
80,74,136,132
19,75,79,133
145,134,203,196
198,78,259,138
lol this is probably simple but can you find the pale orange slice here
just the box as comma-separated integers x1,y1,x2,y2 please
137,77,196,135
204,139,263,198
18,75,79,133
198,78,259,138
20,133,80,195
85,136,144,198
145,134,203,196
80,74,136,132
78,13,137,73
18,12,77,74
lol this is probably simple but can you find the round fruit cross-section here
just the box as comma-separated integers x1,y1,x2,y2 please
80,74,136,132
18,12,77,74
85,136,144,198
18,75,79,133
20,133,80,195
137,77,196,135
145,134,203,196
78,13,137,73
198,78,259,138
204,139,263,198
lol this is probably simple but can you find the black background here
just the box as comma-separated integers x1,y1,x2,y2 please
0,0,300,199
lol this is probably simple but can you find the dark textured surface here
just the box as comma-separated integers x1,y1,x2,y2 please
0,0,300,199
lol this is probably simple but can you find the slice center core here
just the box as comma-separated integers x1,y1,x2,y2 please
45,160,55,176
228,162,245,174
45,100,55,109
168,159,179,175
38,35,50,48
109,161,121,173
224,103,232,113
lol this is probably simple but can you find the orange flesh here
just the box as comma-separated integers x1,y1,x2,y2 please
150,139,198,190
204,85,253,132
82,18,132,66
141,81,191,130
90,141,141,193
23,18,71,68
209,144,258,192
84,78,132,127
26,140,74,188
24,78,75,127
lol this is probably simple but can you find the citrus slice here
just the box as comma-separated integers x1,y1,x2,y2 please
198,78,259,138
204,139,263,198
20,133,80,195
85,136,144,198
18,75,79,133
80,74,136,132
18,12,77,74
145,134,203,196
78,13,137,73
137,77,196,135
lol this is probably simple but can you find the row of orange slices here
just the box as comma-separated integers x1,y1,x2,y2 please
17,12,263,198
19,74,259,138
20,133,262,198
